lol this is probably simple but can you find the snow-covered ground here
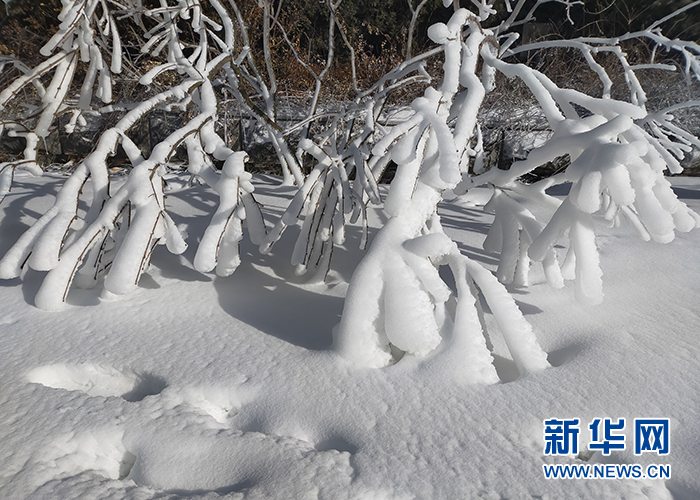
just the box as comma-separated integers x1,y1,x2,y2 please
1,172,699,499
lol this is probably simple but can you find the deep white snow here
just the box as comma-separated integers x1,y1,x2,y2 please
0,172,699,499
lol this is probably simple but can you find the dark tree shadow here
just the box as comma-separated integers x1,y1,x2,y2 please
164,479,256,498
547,341,586,367
211,232,342,350
671,186,700,200
0,177,63,258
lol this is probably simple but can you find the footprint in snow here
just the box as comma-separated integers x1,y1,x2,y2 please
24,365,357,498
26,363,167,402
168,386,242,427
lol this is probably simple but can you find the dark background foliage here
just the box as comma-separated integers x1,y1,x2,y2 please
1,0,698,94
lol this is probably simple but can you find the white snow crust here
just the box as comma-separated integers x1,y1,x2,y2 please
0,172,699,499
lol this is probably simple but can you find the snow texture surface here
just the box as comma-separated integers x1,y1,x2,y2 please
1,172,699,499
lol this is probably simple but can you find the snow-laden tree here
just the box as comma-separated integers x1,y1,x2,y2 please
1,0,699,382
334,0,700,377
0,0,433,288
0,0,266,306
